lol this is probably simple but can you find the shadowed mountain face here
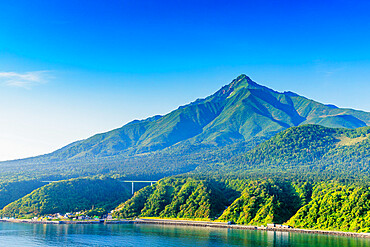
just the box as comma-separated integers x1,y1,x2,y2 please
48,74,370,160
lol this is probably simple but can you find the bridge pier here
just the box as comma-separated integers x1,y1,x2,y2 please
121,180,158,195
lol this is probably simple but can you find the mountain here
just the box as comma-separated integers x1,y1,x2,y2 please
4,74,370,233
204,124,370,178
1,74,370,182
46,74,370,160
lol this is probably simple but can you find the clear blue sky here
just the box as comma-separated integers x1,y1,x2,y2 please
0,0,370,160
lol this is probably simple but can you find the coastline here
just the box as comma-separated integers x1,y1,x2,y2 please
2,218,370,239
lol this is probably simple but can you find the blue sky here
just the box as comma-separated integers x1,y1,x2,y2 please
0,0,370,160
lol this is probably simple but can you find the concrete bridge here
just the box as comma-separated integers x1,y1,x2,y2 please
41,180,158,195
121,181,158,194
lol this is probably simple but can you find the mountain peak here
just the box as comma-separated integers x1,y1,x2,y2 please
222,74,269,96
213,74,269,99
229,74,255,88
229,74,263,90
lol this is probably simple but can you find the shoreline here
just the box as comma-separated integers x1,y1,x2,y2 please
133,218,370,239
2,218,370,239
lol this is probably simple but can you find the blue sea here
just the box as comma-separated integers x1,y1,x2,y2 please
0,222,369,246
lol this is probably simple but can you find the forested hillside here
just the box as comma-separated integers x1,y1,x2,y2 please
203,125,370,178
113,177,235,220
1,177,130,218
287,182,370,232
113,177,306,222
0,180,45,209
3,174,370,233
112,176,370,233
218,180,304,225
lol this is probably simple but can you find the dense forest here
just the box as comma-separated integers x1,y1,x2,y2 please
113,177,233,220
113,177,307,223
1,177,130,218
202,125,370,179
218,180,304,225
0,139,260,183
112,176,370,233
4,174,370,233
2,124,370,184
287,182,370,232
0,180,45,209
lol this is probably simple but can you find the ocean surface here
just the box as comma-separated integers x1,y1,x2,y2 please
0,222,369,247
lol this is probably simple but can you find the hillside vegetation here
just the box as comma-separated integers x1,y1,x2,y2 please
207,125,370,178
1,177,130,218
113,177,234,220
113,177,308,223
113,176,370,233
288,182,370,233
218,180,305,225
0,180,45,209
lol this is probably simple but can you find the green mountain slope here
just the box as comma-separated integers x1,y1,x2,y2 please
218,179,303,225
113,177,370,233
35,75,370,160
206,125,370,178
113,177,311,225
0,177,130,218
113,177,234,220
2,74,370,182
287,182,370,232
0,180,45,209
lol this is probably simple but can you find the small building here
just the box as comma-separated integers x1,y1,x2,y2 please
107,213,113,220
281,225,292,229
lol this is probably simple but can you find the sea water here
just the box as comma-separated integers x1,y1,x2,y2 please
0,222,369,247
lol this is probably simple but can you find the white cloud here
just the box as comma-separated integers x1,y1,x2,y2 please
0,71,51,89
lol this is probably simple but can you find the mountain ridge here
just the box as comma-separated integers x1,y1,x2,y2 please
1,74,370,182
46,74,370,160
